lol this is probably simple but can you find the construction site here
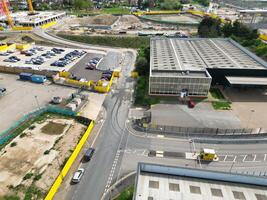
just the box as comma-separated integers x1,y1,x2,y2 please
0,0,65,30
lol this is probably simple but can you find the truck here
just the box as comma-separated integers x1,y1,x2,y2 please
199,148,218,161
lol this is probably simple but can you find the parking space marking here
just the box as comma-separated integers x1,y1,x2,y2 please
218,154,267,163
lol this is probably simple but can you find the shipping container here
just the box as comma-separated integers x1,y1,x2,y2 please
31,75,47,83
19,72,32,81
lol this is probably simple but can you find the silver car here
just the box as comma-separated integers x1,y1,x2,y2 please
71,168,84,183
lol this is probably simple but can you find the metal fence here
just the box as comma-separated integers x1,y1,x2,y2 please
0,106,77,145
133,119,267,137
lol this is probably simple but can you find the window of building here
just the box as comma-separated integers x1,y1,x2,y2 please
232,191,246,200
169,183,180,192
149,180,159,189
211,188,223,197
189,185,201,194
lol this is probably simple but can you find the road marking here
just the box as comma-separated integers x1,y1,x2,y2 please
223,155,227,162
253,155,257,162
157,135,165,138
264,154,267,161
243,155,247,162
233,156,237,162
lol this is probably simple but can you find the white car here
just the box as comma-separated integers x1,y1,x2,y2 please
72,168,84,183
52,96,62,104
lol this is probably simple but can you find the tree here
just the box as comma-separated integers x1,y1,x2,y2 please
135,57,148,76
194,0,210,7
159,0,182,10
221,22,233,37
74,0,93,10
198,17,221,38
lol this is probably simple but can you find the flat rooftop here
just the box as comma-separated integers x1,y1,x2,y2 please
135,163,267,200
226,76,267,86
0,11,65,24
150,37,267,76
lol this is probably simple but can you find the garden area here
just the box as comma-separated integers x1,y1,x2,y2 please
209,88,231,110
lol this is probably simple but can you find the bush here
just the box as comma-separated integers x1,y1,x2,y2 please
44,150,50,155
198,17,221,38
10,142,17,147
23,173,33,181
33,174,42,181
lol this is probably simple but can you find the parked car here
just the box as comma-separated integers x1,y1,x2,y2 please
71,168,85,183
0,52,9,56
188,100,195,108
9,56,20,61
51,96,62,104
83,148,95,162
85,65,95,70
0,87,6,96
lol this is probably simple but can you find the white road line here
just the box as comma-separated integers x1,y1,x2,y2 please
264,154,267,161
253,155,257,162
233,156,237,162
243,155,247,162
223,155,227,162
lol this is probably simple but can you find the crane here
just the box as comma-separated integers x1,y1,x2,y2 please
27,0,35,15
1,0,13,27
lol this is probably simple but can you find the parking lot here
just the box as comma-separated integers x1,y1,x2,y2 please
0,45,88,72
69,53,103,81
0,73,77,133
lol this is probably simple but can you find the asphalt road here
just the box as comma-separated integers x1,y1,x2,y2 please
34,29,267,200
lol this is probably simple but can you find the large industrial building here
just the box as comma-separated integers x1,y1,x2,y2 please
134,163,267,200
149,37,267,97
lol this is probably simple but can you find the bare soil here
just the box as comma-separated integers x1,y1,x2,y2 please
0,117,86,198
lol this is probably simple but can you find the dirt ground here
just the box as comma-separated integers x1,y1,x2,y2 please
0,116,86,198
222,88,267,129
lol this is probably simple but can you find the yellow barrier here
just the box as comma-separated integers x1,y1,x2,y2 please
59,71,71,78
12,26,33,31
65,78,91,87
16,43,31,50
0,44,8,51
260,34,267,42
131,71,139,78
0,27,4,31
44,120,95,200
113,70,120,78
41,21,57,29
94,85,110,93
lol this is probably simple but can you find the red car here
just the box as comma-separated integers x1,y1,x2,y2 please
188,100,195,108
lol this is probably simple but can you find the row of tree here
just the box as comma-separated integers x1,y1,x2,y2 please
198,17,267,59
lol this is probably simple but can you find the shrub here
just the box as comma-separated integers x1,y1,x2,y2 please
23,173,33,181
10,142,17,147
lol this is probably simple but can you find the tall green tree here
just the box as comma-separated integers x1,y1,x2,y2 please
74,0,93,10
198,17,221,38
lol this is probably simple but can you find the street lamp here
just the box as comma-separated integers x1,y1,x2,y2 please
34,95,41,110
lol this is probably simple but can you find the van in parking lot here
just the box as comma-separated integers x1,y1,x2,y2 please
83,148,95,162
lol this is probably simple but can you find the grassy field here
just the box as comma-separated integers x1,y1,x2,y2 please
58,34,150,49
212,101,232,110
69,7,130,15
210,88,225,99
115,186,134,200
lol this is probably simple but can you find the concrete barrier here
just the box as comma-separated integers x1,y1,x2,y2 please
44,120,94,200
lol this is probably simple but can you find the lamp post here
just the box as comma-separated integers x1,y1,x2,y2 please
34,95,40,110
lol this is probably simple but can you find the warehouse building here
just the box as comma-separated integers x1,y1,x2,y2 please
134,163,267,200
149,37,267,97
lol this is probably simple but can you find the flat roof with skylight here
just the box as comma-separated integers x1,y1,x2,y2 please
134,163,267,200
150,37,267,75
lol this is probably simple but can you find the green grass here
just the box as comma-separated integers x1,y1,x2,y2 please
210,88,225,99
212,101,231,110
68,7,130,15
57,34,150,49
0,195,20,200
115,186,134,200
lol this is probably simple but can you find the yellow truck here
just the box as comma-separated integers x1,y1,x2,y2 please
199,148,218,161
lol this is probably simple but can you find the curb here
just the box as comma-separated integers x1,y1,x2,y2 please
101,171,136,200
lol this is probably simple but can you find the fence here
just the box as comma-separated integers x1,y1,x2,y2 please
133,119,267,137
0,106,77,145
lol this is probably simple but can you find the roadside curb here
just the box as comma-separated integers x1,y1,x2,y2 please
101,171,136,200
44,120,94,200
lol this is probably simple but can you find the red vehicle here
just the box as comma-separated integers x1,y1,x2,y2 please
188,100,195,108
